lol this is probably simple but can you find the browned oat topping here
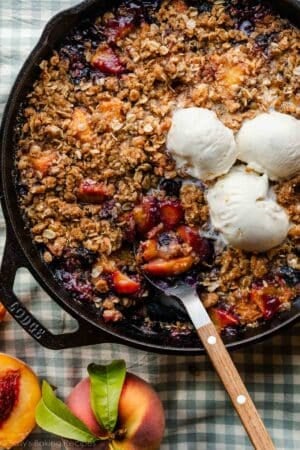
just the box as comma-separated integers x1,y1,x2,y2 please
16,0,300,335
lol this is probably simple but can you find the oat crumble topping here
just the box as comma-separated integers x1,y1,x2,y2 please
16,0,300,340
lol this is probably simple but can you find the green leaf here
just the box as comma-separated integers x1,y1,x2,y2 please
35,381,98,443
88,360,126,433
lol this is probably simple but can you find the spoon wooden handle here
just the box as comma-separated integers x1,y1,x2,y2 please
198,322,276,450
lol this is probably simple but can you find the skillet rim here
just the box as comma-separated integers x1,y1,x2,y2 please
0,0,299,352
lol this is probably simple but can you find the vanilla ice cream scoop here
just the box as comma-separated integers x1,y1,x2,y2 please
207,166,290,252
167,107,237,181
236,111,300,180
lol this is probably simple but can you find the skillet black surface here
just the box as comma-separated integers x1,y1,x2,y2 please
0,0,299,353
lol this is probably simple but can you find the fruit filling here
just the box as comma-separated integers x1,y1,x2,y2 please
0,370,21,428
250,277,295,320
132,186,214,280
77,179,112,204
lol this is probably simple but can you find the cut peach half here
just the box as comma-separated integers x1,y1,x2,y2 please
0,303,6,321
0,353,41,449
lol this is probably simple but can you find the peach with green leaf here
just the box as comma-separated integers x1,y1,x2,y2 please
36,360,165,450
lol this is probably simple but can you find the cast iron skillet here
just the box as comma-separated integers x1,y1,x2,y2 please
0,0,299,353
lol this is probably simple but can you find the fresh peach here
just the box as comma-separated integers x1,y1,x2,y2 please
66,373,165,450
67,377,103,437
0,353,41,449
115,373,165,450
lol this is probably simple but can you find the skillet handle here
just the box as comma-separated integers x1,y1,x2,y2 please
198,323,276,450
0,226,111,349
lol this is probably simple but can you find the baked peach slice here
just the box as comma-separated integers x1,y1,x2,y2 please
77,179,110,204
132,197,159,235
31,152,57,176
214,50,248,89
142,256,194,277
210,308,240,332
67,373,165,450
69,108,93,142
139,239,159,262
0,353,41,449
97,98,124,130
112,271,141,295
91,44,125,75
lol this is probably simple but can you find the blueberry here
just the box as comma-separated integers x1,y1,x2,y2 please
255,32,277,51
158,231,176,247
239,20,254,35
187,0,212,13
159,179,182,197
278,266,300,286
60,20,104,84
61,247,97,271
76,247,98,268
226,0,273,28
120,0,162,25
17,183,28,196
99,200,117,220
222,326,240,339
55,269,94,302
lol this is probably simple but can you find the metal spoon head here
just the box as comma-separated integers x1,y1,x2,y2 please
143,269,198,298
143,269,199,317
141,263,213,330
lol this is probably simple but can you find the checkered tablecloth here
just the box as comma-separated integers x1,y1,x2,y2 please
0,1,300,449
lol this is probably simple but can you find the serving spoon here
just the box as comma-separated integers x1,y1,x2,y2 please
142,272,276,450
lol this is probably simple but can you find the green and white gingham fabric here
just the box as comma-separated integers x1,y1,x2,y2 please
0,2,300,449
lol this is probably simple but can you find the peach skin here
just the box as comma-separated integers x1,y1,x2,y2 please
66,372,165,450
